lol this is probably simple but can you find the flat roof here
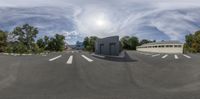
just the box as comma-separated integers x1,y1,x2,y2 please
140,41,183,46
97,36,119,42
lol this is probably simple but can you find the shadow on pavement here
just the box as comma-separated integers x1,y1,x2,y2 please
94,52,138,62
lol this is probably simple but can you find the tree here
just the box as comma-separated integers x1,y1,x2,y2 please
12,24,38,51
185,34,194,48
83,36,98,52
55,34,65,51
139,39,154,45
46,34,65,51
32,43,40,53
44,36,49,50
0,30,7,52
83,37,89,48
48,38,56,51
128,36,139,50
120,36,139,50
17,43,28,54
89,36,98,52
37,38,45,49
185,30,200,53
194,31,200,52
120,36,130,49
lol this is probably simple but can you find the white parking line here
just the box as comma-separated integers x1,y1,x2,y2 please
162,54,168,59
66,55,73,64
144,53,152,55
183,54,191,59
152,54,160,57
139,52,151,55
81,55,93,62
49,55,62,61
174,55,179,59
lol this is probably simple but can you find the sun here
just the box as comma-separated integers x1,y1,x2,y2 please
93,13,109,28
78,12,111,33
96,19,105,27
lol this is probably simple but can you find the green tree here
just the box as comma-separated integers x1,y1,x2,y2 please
44,36,49,50
194,31,200,52
185,30,200,53
89,36,98,52
0,30,7,52
83,37,89,48
128,36,139,50
139,39,154,45
185,34,194,48
37,38,45,49
46,34,65,51
55,34,65,51
12,24,38,51
120,36,130,49
17,43,28,54
83,36,98,52
120,36,139,50
47,38,56,51
32,43,40,53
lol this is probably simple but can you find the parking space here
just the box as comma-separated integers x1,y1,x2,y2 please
1,50,200,99
47,50,94,65
136,51,193,60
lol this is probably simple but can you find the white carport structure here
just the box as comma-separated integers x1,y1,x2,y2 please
136,41,184,54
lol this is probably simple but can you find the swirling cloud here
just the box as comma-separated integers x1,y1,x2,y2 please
0,0,200,44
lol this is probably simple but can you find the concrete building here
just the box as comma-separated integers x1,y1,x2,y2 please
136,41,184,53
95,36,120,56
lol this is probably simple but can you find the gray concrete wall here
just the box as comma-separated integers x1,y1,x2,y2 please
95,36,120,56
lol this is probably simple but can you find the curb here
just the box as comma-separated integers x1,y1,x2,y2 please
0,53,49,56
91,53,106,58
91,51,126,59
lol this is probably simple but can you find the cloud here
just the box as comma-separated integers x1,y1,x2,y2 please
0,0,200,44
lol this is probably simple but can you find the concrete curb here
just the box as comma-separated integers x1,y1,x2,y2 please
91,53,106,58
0,53,49,56
91,51,126,59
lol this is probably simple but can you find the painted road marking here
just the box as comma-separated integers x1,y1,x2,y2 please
49,55,62,61
183,54,191,59
152,54,160,57
139,52,151,55
174,55,179,59
81,55,93,62
162,54,168,59
66,55,73,64
144,53,152,55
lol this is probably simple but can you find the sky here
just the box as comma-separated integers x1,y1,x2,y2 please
0,0,200,44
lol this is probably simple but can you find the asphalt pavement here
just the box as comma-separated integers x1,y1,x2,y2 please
0,50,200,99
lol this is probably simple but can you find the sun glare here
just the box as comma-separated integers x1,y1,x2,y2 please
96,19,105,27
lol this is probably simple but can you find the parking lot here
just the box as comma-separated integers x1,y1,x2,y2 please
0,50,200,99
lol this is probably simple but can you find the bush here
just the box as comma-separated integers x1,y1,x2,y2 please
17,43,28,54
5,45,13,53
32,43,41,54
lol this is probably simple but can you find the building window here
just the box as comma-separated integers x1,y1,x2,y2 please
175,45,182,48
161,45,164,48
166,45,173,48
